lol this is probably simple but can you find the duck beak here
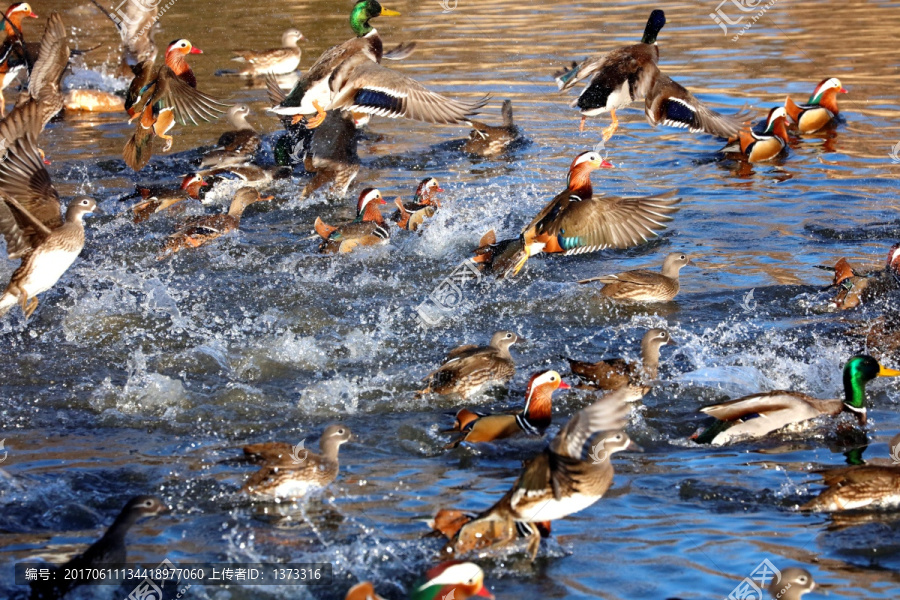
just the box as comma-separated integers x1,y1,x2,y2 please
380,7,401,16
474,586,494,599
89,207,104,216
626,440,644,453
839,87,848,93
189,47,203,54
878,365,900,377
558,381,571,390
666,337,678,347
28,11,37,18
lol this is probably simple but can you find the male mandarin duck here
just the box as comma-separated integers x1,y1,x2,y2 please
420,331,522,400
123,38,228,171
445,370,569,448
314,188,391,254
29,496,168,600
820,244,900,310
0,134,100,320
409,562,494,600
242,424,352,500
200,104,261,168
721,107,790,162
802,433,900,512
272,1,485,128
447,387,641,559
391,177,442,231
231,29,304,76
566,328,674,391
344,582,386,600
0,3,38,116
578,252,691,302
462,99,523,157
131,174,208,223
785,77,847,133
160,187,271,256
512,151,680,274
694,355,900,446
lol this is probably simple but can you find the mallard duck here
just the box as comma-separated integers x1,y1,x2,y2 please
123,39,228,171
785,77,846,133
694,355,900,446
643,73,748,139
314,188,391,254
555,10,665,138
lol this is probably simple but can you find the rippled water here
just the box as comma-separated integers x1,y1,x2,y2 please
4,0,900,598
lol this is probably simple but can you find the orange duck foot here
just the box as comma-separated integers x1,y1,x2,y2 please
293,100,327,129
600,109,618,141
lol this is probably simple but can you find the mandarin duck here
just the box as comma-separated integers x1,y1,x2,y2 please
314,188,391,254
131,173,208,223
462,99,523,157
767,568,817,600
272,1,485,129
446,370,569,448
578,252,691,302
785,78,847,133
391,177,442,231
694,355,900,446
410,562,493,600
29,496,168,600
447,386,641,559
242,424,352,501
820,244,900,310
801,433,900,512
199,104,261,168
566,328,674,391
231,29,304,76
345,581,386,600
89,0,158,75
420,331,522,400
512,151,681,274
470,229,530,278
0,3,38,116
555,9,665,139
160,187,271,256
721,107,790,162
123,38,228,171
0,134,100,320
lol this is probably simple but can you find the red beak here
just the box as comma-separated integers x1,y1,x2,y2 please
200,180,209,186
600,159,614,168
558,381,571,390
435,186,445,192
28,11,37,18
839,87,848,93
189,47,203,54
475,587,494,599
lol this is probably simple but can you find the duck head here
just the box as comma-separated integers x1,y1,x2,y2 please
350,0,400,37
661,252,691,278
886,243,900,276
641,9,666,44
228,187,273,217
282,28,305,46
180,174,209,197
356,188,387,223
567,150,613,195
489,330,522,353
415,177,444,207
4,3,36,36
763,106,789,142
66,196,101,222
226,104,253,129
809,77,847,108
523,370,569,425
842,355,900,425
411,561,493,600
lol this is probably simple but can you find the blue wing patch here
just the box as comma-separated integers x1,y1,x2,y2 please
354,89,404,115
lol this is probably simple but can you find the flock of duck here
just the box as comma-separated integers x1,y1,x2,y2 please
2,1,896,599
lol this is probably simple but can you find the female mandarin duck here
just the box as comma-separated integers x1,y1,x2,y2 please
123,39,228,171
160,187,271,256
242,424,352,501
0,3,38,116
314,188,391,254
512,151,680,274
556,10,745,140
785,77,847,133
420,331,522,400
0,134,100,320
446,370,569,448
578,252,691,302
722,107,790,162
231,29,304,77
272,1,485,128
802,433,900,512
566,328,674,391
200,105,261,168
131,174,208,223
462,99,524,157
447,387,640,559
694,355,900,446
391,177,442,232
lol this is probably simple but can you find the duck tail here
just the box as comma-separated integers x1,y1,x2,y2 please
501,99,514,127
393,197,411,230
123,125,154,171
